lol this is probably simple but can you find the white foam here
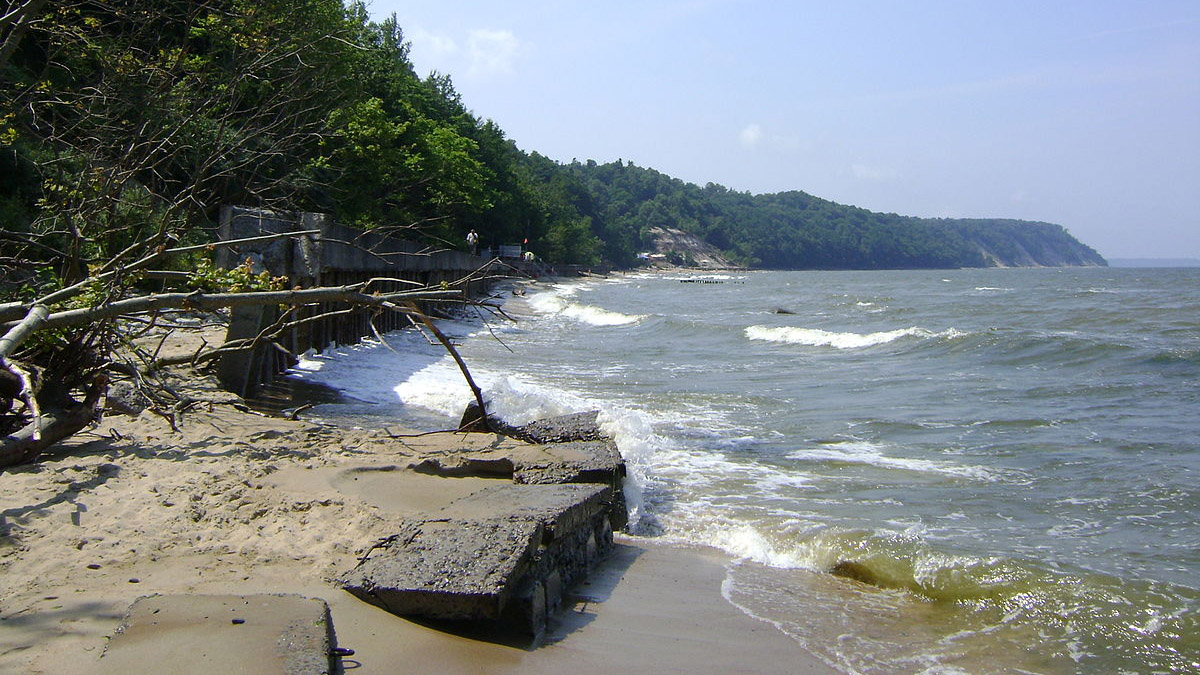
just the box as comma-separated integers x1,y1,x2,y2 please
292,329,460,405
527,285,645,326
391,358,470,415
788,441,995,481
745,325,939,349
562,303,646,326
715,525,805,567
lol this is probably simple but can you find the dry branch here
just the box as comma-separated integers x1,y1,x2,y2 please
0,229,325,323
3,286,462,337
407,304,491,433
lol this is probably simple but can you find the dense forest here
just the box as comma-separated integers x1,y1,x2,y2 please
543,159,1106,269
2,0,1103,294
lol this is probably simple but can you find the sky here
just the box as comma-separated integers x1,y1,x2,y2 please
368,1,1200,260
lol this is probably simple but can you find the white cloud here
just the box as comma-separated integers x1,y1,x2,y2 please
467,29,521,75
850,163,898,181
739,123,763,147
409,29,459,61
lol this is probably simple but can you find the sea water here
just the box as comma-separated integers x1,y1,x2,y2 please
291,268,1199,674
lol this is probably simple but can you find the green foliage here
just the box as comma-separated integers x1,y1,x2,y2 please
0,0,1104,291
187,256,288,294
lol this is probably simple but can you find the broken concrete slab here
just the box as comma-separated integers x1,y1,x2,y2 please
442,483,610,543
406,439,627,530
95,594,334,675
505,411,607,444
457,405,606,444
512,440,625,484
339,409,630,638
339,483,617,634
341,519,544,622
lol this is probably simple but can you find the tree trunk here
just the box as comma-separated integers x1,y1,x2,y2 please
0,376,106,469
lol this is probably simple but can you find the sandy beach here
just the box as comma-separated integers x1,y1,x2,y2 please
0,345,837,674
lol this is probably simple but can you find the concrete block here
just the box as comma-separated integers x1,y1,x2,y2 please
441,483,610,543
340,519,544,621
96,594,333,675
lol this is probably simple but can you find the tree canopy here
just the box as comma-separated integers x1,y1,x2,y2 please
2,1,1105,278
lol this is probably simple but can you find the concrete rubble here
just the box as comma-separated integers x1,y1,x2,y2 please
340,410,628,637
89,410,630,667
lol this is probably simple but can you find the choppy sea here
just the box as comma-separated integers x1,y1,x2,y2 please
290,267,1199,674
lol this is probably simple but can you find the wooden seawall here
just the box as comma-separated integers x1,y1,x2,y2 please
214,206,497,397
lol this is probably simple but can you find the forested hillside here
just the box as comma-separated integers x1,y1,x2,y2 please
538,159,1106,269
1,0,556,288
2,0,1104,283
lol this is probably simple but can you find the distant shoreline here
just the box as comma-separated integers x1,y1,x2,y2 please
1108,258,1200,268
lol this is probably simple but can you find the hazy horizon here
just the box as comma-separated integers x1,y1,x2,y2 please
369,1,1199,260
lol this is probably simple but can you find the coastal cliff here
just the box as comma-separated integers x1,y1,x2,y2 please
640,216,1104,271
950,218,1108,268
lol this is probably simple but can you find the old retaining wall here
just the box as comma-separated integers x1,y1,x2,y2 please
214,206,498,397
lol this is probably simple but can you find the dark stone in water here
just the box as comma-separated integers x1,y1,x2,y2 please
829,560,881,587
458,399,492,432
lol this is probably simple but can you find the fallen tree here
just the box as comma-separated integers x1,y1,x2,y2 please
0,272,495,469
1,1,516,469
0,221,512,470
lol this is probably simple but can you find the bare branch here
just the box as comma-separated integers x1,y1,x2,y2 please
6,286,461,337
406,304,490,433
0,305,49,360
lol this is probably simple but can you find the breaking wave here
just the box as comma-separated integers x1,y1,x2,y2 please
787,441,997,481
527,285,645,326
745,325,956,349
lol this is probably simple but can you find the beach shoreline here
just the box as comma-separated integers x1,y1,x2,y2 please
0,344,837,674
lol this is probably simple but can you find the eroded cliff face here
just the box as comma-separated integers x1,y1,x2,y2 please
961,225,1108,268
974,241,1108,267
646,227,740,269
644,221,1106,270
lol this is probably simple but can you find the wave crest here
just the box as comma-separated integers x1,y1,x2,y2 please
745,325,941,349
529,291,645,326
788,441,996,481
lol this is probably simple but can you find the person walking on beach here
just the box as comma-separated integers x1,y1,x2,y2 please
466,229,479,255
